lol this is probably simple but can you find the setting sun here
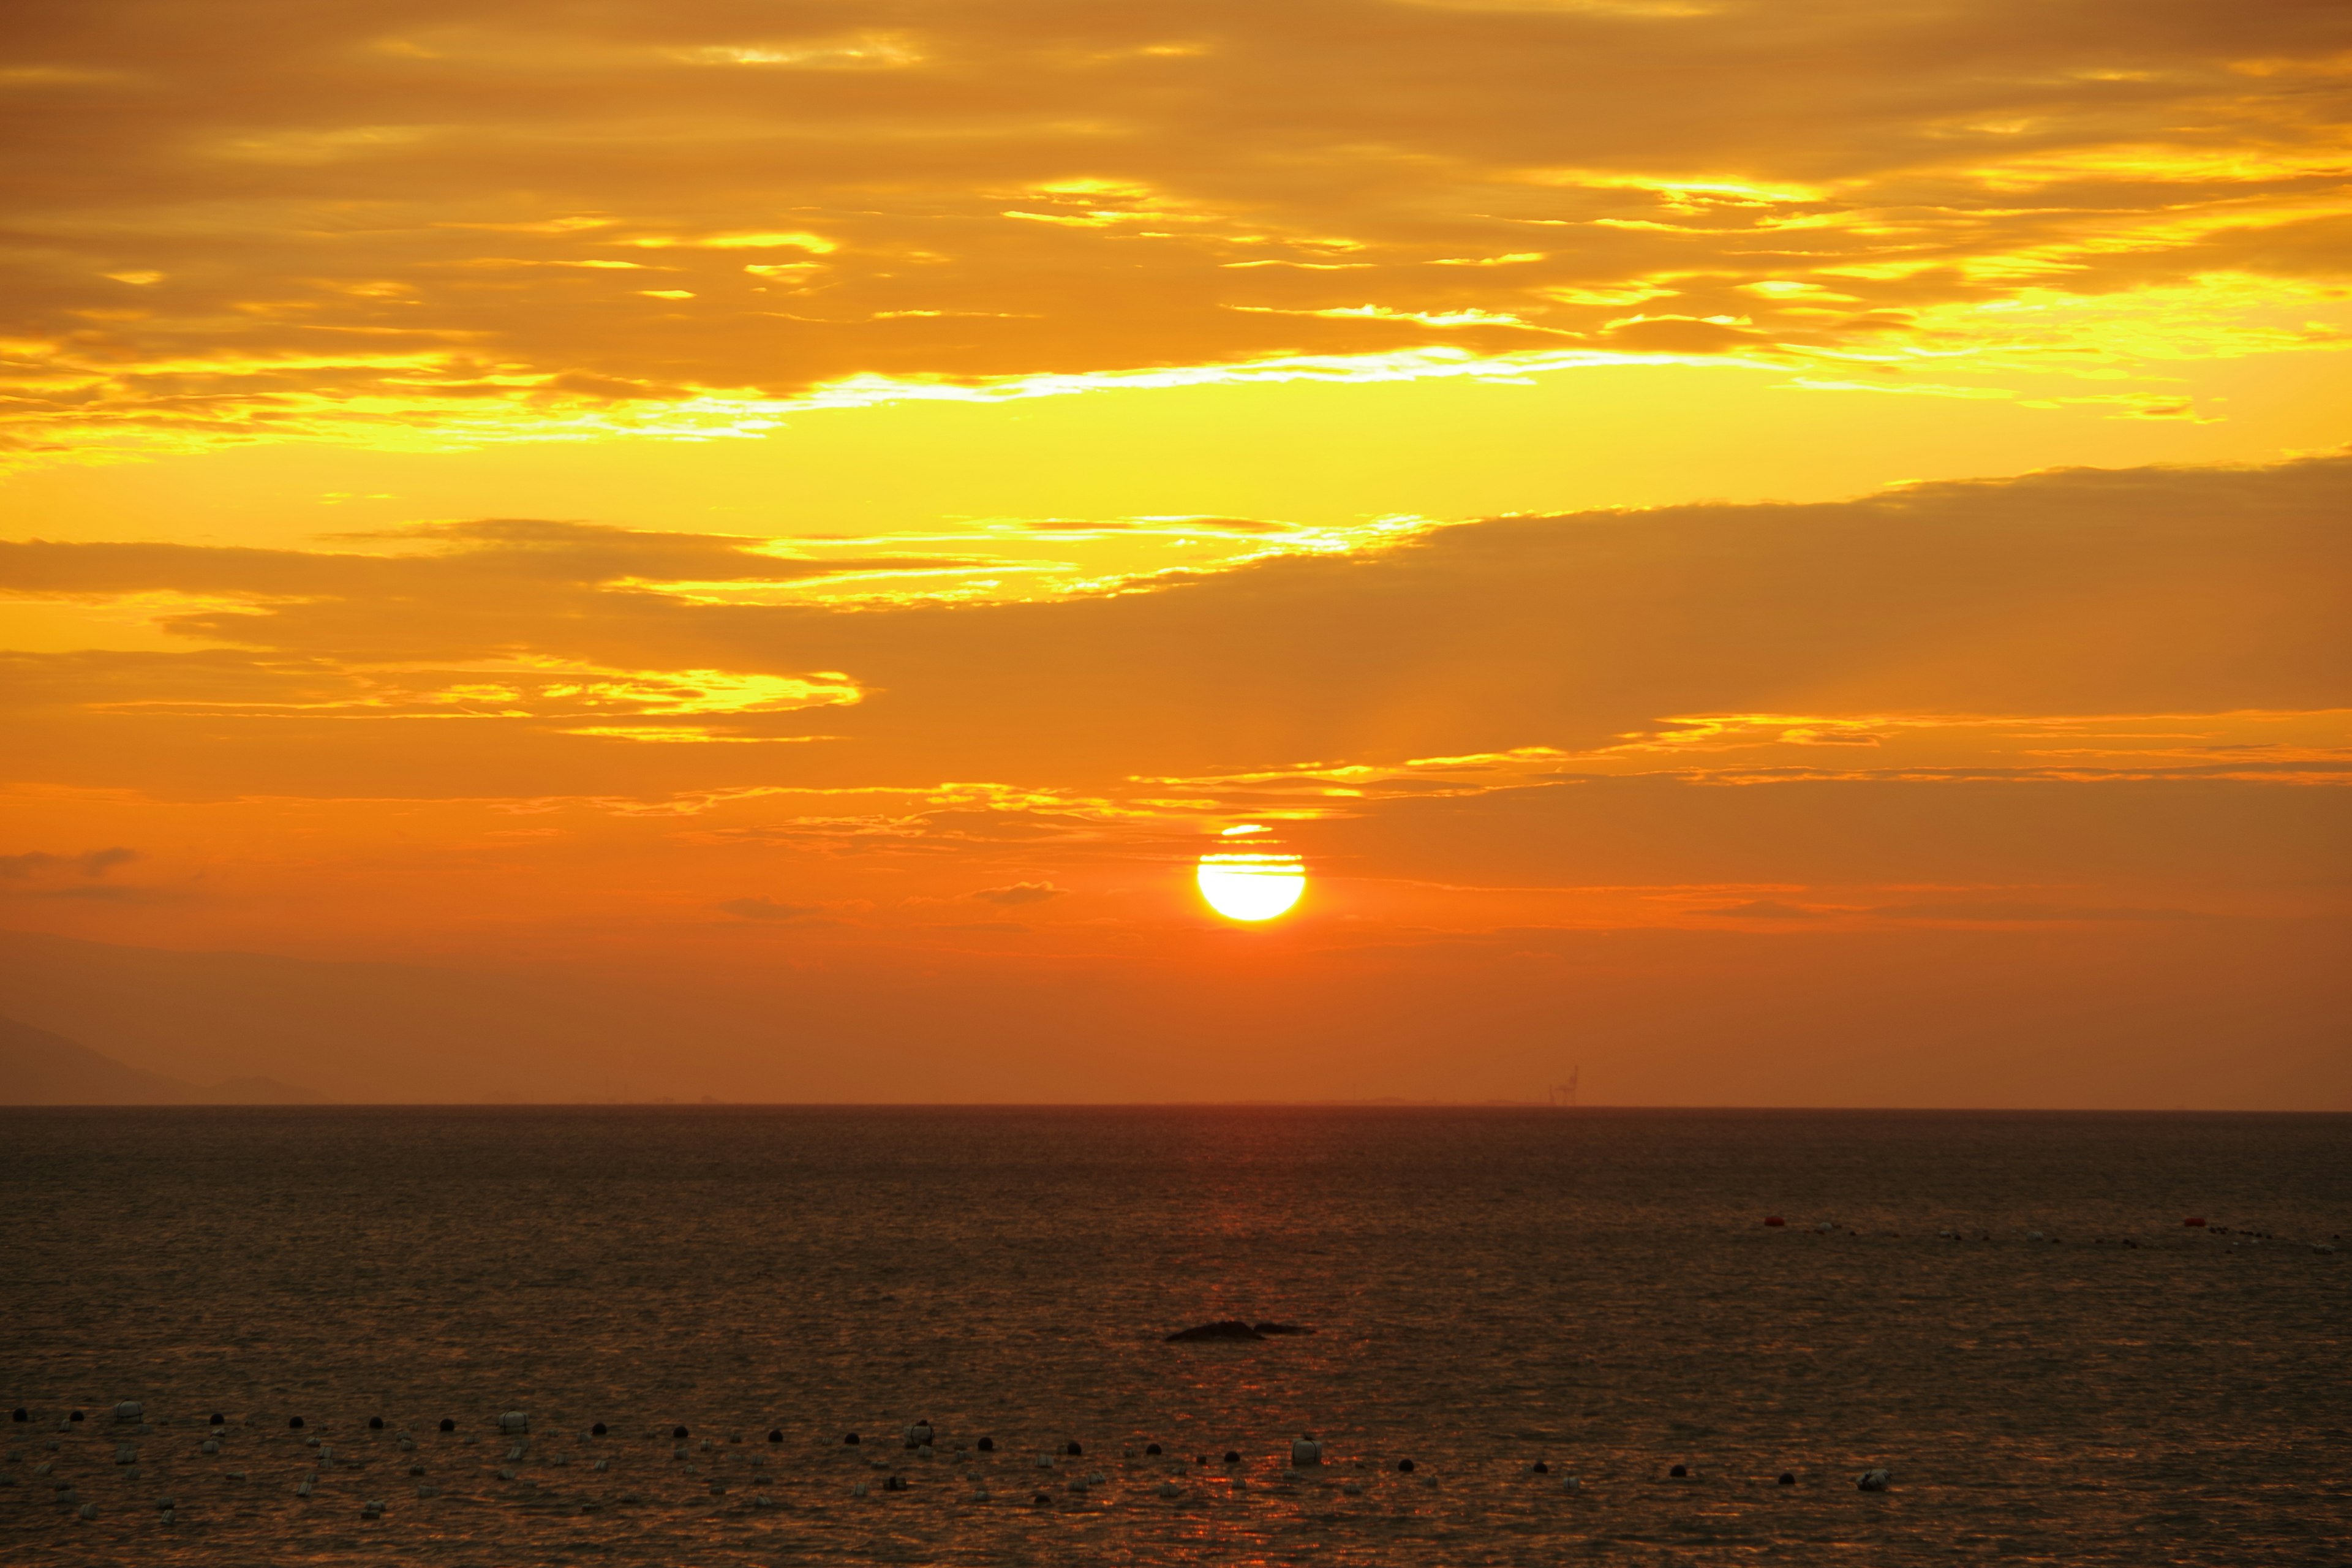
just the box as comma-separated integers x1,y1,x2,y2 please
1196,844,1308,923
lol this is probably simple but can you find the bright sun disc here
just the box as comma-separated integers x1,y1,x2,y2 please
1196,853,1306,922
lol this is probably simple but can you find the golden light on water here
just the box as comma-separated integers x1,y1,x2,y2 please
1196,825,1306,922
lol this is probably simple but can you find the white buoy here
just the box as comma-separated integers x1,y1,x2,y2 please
498,1412,529,1434
1291,1438,1322,1467
114,1402,143,1423
1858,1468,1892,1491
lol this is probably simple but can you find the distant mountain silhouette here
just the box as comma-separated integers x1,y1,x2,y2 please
0,1013,318,1106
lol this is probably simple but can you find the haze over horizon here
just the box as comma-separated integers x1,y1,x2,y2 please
2,0,2346,1107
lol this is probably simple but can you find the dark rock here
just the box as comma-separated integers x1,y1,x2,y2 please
1165,1321,1264,1342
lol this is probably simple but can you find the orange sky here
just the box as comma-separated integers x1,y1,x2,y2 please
2,0,2346,1105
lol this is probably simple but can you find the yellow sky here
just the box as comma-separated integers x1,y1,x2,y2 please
1,0,2346,1104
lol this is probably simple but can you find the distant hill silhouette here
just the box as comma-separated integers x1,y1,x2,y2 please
0,1013,318,1106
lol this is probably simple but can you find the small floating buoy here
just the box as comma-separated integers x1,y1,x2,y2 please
852,1480,869,1497
1858,1468,1891,1491
1223,1450,1240,1464
114,1401,143,1423
1668,1464,1688,1479
209,1414,224,1427
499,1412,530,1435
2185,1217,2206,1227
974,1436,991,1451
201,1439,219,1455
77,1502,97,1520
1396,1458,1415,1474
9,1409,24,1422
1145,1442,1161,1455
767,1428,782,1443
1156,1480,1180,1498
69,1411,84,1423
1066,1441,1083,1457
287,1417,303,1430
592,1422,608,1436
671,1425,688,1440
1291,1437,1322,1467
368,1417,383,1430
296,1479,314,1497
1778,1472,1796,1485
845,1432,861,1446
1531,1460,1548,1474
1030,1491,1049,1506
1562,1476,1581,1491
908,1422,935,1447
1763,1216,1785,1227
438,1419,454,1433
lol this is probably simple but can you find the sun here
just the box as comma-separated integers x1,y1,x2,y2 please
1196,824,1306,922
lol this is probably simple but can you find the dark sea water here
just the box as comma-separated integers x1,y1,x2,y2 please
2,1107,2346,1566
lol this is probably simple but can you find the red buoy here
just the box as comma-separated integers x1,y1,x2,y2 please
1763,1216,1785,1227
2184,1217,2206,1227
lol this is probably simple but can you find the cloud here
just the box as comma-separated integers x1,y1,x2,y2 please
971,881,1065,905
717,896,828,922
1868,900,2203,923
5,454,2347,800
1698,899,1819,919
0,0,2346,458
0,848,139,880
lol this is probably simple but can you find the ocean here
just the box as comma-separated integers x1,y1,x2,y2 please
2,1107,2345,1564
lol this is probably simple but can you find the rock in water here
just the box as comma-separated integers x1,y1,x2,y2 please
1164,1321,1264,1342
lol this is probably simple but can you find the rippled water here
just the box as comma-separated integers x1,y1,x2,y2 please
2,1107,2346,1565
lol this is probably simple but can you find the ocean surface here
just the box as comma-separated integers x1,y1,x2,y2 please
1,1107,2345,1566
